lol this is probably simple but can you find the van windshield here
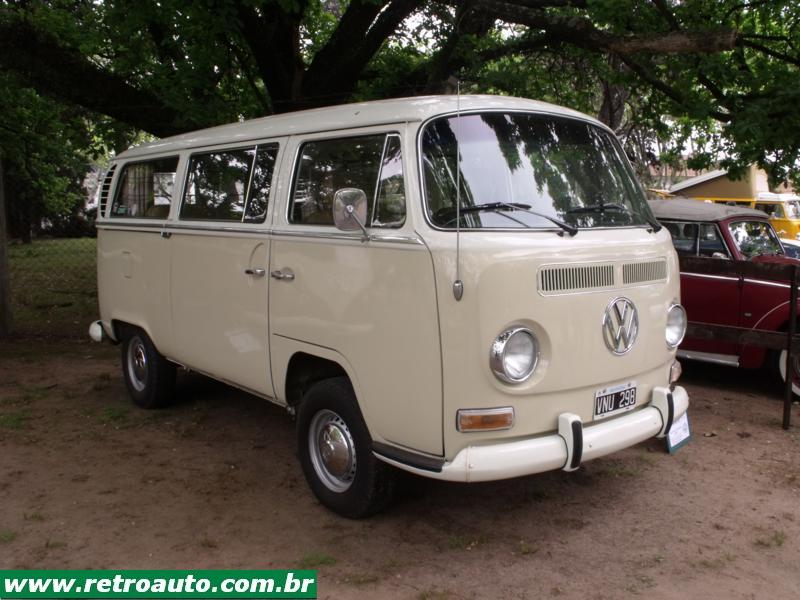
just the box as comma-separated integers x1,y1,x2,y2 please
421,112,653,230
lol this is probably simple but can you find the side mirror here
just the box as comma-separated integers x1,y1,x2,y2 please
333,188,370,241
711,252,730,260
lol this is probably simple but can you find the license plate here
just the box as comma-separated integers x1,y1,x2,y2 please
594,381,637,420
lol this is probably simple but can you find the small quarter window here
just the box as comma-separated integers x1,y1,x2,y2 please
373,135,406,228
290,134,405,228
111,157,179,218
244,145,279,223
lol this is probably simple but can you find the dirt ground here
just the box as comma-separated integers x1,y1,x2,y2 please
1,339,799,600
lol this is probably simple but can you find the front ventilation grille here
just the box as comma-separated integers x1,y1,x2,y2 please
538,258,668,295
623,259,667,285
98,165,117,217
538,264,615,295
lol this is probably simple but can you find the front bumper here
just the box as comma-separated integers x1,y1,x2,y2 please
375,386,688,482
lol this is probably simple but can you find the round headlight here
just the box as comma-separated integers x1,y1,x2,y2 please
666,304,687,349
490,327,539,383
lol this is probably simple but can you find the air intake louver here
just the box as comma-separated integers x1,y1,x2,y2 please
98,165,117,218
623,259,667,285
538,264,615,295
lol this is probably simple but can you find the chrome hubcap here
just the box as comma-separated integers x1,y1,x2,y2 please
127,337,148,392
308,409,356,493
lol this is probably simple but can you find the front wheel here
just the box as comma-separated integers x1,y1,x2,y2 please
775,349,800,398
296,377,395,518
120,327,176,409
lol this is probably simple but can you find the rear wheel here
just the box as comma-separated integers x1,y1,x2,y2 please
775,349,800,398
120,327,176,409
296,377,395,518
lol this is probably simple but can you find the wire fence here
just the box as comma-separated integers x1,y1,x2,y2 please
4,200,97,339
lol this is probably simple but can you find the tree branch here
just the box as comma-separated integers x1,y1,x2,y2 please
0,15,189,136
301,0,422,105
475,0,737,55
618,55,731,122
738,39,800,67
233,1,308,112
422,1,498,91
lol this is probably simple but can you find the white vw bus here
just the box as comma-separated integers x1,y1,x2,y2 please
91,95,689,517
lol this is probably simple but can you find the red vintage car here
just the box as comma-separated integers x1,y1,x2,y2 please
649,198,800,394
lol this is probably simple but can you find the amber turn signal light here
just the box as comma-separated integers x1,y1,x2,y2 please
457,407,515,432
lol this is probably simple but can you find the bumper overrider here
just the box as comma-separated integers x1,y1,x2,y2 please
375,386,689,482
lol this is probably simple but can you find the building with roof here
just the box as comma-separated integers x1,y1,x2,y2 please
669,165,773,200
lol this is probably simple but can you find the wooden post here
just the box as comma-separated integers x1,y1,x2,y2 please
0,155,11,337
784,264,797,430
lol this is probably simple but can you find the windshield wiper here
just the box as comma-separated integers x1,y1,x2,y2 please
567,202,662,233
439,202,577,236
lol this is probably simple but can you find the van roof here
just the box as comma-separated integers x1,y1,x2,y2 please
116,95,602,160
648,197,768,222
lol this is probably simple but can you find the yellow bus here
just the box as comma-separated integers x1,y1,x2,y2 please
687,193,800,239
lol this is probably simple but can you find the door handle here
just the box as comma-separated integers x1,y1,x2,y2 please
270,269,295,281
244,268,266,277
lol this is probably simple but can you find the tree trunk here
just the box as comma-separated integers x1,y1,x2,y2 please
0,155,12,337
597,57,630,131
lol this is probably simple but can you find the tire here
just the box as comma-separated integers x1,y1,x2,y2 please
120,326,176,409
774,349,800,398
296,377,395,518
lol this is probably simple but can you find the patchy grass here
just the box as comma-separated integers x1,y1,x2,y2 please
447,533,487,550
755,530,786,548
298,552,337,568
20,385,53,403
553,517,587,531
0,411,30,430
418,589,452,600
23,512,45,522
100,406,129,424
341,573,380,586
8,237,98,338
638,554,665,568
594,457,648,478
515,540,539,556
698,553,736,570
0,530,17,544
625,573,656,594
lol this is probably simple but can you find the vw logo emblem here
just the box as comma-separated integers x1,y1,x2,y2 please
602,297,639,355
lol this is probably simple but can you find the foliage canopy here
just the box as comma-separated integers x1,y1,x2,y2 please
1,0,800,185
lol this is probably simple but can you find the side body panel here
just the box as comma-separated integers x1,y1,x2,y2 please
268,127,444,456
97,226,172,349
169,229,273,396
678,271,742,356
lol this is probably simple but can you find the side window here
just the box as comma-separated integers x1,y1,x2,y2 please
698,224,728,258
290,133,406,228
756,203,783,218
181,144,278,223
664,221,699,256
111,157,179,218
